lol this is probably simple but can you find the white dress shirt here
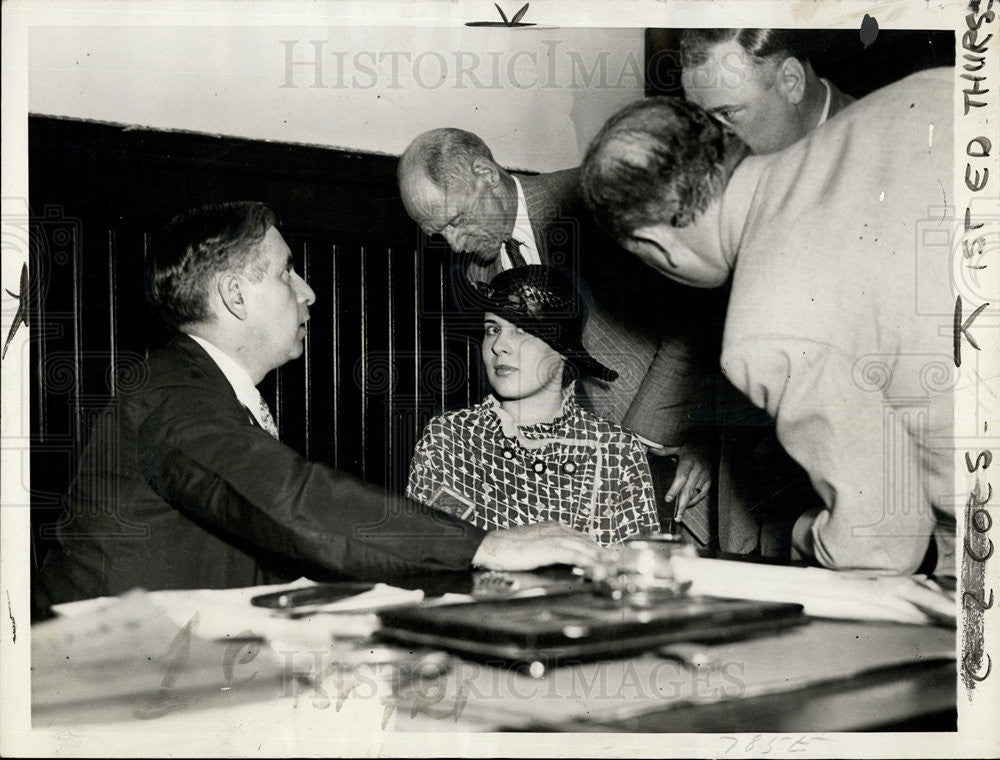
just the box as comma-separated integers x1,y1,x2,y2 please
497,176,542,269
188,334,270,430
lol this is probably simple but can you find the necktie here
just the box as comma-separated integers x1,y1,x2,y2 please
503,238,527,269
257,394,280,439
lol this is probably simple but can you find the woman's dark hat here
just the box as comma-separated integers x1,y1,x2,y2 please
473,265,618,382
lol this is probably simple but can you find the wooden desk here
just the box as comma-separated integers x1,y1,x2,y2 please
539,661,956,733
30,582,957,740
387,618,955,733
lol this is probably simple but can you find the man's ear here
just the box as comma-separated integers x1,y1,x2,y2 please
470,157,499,188
775,56,807,105
217,273,248,320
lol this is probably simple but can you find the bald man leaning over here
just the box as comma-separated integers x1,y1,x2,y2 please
397,130,714,529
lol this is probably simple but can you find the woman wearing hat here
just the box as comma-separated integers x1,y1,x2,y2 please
407,266,660,546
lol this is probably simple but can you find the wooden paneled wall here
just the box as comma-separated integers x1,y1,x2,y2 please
29,117,481,568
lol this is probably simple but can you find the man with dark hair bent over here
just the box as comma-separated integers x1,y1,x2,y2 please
36,202,601,608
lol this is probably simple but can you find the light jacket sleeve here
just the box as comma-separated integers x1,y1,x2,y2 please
722,336,936,573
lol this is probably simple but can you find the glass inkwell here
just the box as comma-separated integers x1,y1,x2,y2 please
590,534,696,608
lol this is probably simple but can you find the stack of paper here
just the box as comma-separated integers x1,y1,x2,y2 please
33,592,287,725
52,579,424,645
670,556,955,625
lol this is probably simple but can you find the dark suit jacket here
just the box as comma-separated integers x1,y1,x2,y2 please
465,169,713,446
36,335,485,605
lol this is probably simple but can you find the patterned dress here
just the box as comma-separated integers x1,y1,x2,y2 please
407,392,659,546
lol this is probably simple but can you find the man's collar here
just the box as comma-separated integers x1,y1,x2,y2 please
512,175,529,222
501,177,541,266
816,78,833,128
186,333,259,408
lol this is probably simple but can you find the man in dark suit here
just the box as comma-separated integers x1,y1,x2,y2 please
397,130,713,528
36,202,602,607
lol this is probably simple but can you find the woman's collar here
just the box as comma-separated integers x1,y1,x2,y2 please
486,386,577,437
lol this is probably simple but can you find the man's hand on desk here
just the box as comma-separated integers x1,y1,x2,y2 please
472,521,604,571
644,441,711,522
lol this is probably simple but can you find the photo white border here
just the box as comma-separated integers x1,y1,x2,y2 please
2,1,997,757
